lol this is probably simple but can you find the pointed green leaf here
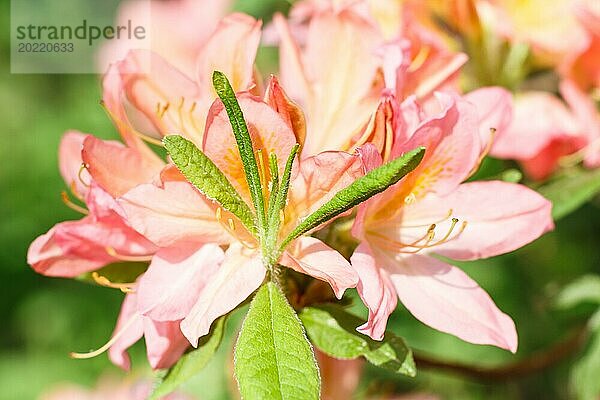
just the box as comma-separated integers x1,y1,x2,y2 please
266,144,300,251
163,135,256,235
235,282,320,400
150,318,226,400
300,305,416,377
213,71,266,232
280,147,425,250
538,167,600,220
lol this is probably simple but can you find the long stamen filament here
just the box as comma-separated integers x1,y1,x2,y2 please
70,314,141,359
91,272,136,293
369,217,467,254
61,191,89,215
105,247,153,262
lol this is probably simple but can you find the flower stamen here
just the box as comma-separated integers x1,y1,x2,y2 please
91,272,136,293
61,191,89,215
78,163,90,187
70,314,141,359
106,247,153,262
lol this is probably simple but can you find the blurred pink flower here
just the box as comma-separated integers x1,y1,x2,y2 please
490,85,600,180
350,92,554,351
41,375,195,400
316,350,363,400
560,1,600,91
118,86,362,347
480,0,589,66
98,0,232,76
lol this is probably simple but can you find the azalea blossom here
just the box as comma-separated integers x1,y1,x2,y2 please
273,1,468,157
350,92,553,350
27,132,158,277
98,0,232,76
118,81,363,348
107,12,262,147
491,80,599,179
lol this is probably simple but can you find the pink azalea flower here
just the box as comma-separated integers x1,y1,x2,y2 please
350,92,554,351
98,0,232,76
106,13,262,148
273,1,468,157
273,6,384,155
491,85,591,180
27,132,158,277
29,13,266,369
118,84,362,347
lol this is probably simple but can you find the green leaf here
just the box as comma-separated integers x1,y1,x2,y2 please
150,317,226,400
556,275,600,310
266,144,300,252
300,305,416,377
571,331,600,400
213,71,266,233
538,168,600,220
163,135,256,235
234,282,320,400
280,147,425,250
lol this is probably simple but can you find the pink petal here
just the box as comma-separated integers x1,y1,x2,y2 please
463,87,513,152
350,243,397,341
143,319,190,370
102,64,162,162
272,13,311,109
276,9,382,155
58,131,91,197
285,150,363,235
393,93,481,197
196,13,262,94
280,236,358,299
108,293,144,371
137,243,224,321
491,91,583,160
203,94,297,202
560,79,600,168
264,75,306,148
28,186,156,278
118,181,232,247
117,50,205,144
392,181,554,261
387,254,517,352
27,226,105,277
180,243,265,347
82,136,163,198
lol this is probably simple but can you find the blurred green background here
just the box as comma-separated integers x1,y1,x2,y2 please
1,0,599,399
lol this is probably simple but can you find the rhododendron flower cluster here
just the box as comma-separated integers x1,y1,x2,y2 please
29,0,600,398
